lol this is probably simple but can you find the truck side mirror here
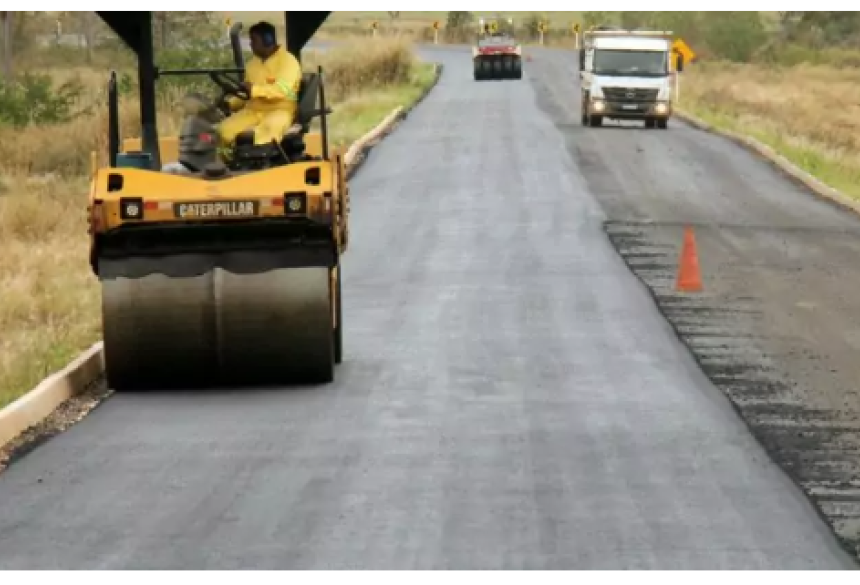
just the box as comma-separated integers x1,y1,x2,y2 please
675,53,684,73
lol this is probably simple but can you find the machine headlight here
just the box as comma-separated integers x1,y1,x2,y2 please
655,102,668,114
119,197,144,220
284,192,307,215
592,99,606,112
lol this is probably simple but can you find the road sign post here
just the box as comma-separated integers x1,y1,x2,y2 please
538,22,546,46
432,21,439,45
670,39,695,104
371,21,378,38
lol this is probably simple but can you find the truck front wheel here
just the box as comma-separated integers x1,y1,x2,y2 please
657,118,668,130
581,93,589,125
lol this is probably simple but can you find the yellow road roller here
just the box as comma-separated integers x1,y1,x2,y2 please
88,12,348,390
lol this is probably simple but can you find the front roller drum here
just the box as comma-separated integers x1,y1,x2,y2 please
217,267,334,386
502,55,515,79
333,264,343,364
511,55,522,80
102,266,334,390
492,57,504,80
101,273,214,390
480,58,493,80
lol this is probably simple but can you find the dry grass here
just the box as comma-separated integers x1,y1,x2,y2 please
680,61,860,200
0,38,435,409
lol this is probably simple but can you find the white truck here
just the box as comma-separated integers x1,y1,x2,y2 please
579,29,683,129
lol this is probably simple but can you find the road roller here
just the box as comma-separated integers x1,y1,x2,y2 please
87,12,348,390
472,17,523,81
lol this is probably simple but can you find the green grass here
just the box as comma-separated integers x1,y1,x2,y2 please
680,103,860,201
326,62,436,148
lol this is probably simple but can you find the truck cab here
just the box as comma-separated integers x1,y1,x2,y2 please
579,29,681,129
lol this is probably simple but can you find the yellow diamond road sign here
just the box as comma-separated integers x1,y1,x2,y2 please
672,38,696,64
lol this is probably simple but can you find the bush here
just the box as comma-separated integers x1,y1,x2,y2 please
0,74,85,128
0,37,421,177
307,38,415,102
702,12,768,63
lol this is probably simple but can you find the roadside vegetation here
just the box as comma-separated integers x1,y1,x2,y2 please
591,11,860,202
308,11,860,202
0,12,435,408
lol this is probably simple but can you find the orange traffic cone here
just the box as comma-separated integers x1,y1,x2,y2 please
675,226,703,292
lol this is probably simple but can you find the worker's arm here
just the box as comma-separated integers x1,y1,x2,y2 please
225,95,246,111
250,53,301,102
224,68,253,111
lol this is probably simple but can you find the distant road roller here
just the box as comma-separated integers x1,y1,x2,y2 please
88,12,347,390
472,17,523,81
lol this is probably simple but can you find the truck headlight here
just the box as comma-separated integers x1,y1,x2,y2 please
592,99,606,112
655,102,668,114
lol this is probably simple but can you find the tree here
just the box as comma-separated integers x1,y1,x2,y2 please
703,12,767,62
71,11,101,64
153,11,221,50
387,12,401,21
790,12,860,46
1,12,11,79
446,11,473,30
581,12,617,29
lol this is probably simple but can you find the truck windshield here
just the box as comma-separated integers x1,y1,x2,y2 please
593,49,667,77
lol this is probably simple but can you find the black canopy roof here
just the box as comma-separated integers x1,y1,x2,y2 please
95,11,331,60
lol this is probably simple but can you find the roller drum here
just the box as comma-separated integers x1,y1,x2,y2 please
217,267,334,385
102,273,216,390
101,266,334,390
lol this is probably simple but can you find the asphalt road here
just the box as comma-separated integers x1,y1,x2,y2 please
0,46,856,569
523,47,860,554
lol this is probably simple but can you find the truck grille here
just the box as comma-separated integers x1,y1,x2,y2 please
602,87,658,102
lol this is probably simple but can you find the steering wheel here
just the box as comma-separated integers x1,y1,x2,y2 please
209,71,251,101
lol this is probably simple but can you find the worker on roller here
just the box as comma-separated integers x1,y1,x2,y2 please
218,21,302,154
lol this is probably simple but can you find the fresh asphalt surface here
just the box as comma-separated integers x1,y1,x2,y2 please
0,45,856,569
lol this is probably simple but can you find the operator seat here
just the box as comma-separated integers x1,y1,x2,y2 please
232,73,323,163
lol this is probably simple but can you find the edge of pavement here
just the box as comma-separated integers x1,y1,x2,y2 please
675,108,860,218
0,62,443,455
